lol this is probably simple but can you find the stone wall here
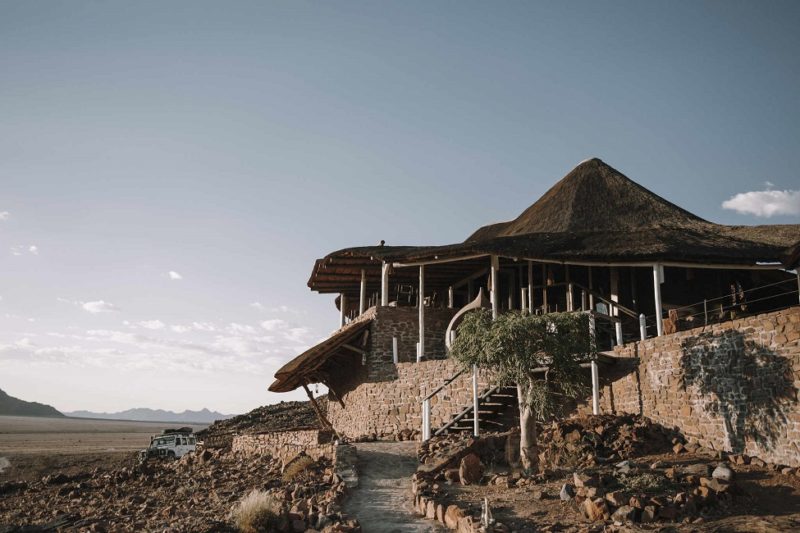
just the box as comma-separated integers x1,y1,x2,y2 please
232,428,335,465
593,306,800,466
328,358,490,439
366,305,457,380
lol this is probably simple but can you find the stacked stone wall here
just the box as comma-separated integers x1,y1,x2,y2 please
590,306,800,466
366,306,457,381
232,429,335,465
328,358,489,439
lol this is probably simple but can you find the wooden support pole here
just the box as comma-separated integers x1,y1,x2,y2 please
527,260,534,312
359,269,367,315
610,266,619,316
448,286,454,308
381,261,390,306
507,269,515,310
339,293,346,328
653,264,664,336
302,382,340,439
418,265,425,361
588,266,594,311
566,265,573,312
591,360,600,415
490,255,500,319
541,264,548,314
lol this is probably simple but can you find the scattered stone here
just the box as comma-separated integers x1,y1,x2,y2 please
605,490,627,507
444,505,465,529
615,460,634,474
581,497,609,521
683,463,711,477
712,464,735,483
641,505,657,523
573,472,595,488
560,483,575,501
458,453,484,485
611,505,636,522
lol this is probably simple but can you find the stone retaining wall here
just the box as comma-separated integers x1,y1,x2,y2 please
328,358,490,440
593,306,800,466
232,428,335,465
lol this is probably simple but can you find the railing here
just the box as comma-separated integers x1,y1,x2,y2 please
639,276,800,338
421,366,476,441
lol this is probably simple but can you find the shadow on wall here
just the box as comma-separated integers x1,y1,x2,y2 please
680,330,796,454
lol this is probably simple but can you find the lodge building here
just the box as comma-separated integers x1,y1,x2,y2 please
268,159,800,463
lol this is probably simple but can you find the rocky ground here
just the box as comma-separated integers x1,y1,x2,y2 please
0,447,359,532
414,415,800,532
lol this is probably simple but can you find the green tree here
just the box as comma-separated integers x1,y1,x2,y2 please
450,309,593,472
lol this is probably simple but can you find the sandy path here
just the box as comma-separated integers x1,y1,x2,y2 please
344,441,444,533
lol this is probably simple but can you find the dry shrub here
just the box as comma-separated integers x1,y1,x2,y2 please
230,489,285,533
281,453,315,483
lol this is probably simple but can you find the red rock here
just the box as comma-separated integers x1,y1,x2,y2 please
445,505,465,529
458,454,483,485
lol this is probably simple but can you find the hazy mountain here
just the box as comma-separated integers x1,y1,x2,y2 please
0,388,65,418
64,407,235,424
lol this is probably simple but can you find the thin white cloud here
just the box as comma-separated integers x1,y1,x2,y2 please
722,186,800,218
249,302,265,310
170,324,191,334
82,300,120,314
227,322,256,334
261,318,288,331
0,211,9,221
10,244,39,257
168,271,183,280
138,320,165,330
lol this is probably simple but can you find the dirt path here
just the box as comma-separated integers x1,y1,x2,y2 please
344,441,443,533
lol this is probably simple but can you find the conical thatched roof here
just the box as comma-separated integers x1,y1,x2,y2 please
467,158,708,241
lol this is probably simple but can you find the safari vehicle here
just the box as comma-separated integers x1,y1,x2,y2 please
138,427,197,462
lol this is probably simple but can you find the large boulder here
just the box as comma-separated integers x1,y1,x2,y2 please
458,453,484,485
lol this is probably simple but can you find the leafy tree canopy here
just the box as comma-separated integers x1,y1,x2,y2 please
450,310,594,420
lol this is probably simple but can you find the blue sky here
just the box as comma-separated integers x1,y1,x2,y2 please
1,1,798,413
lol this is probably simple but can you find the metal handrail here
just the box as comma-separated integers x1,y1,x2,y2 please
422,368,466,402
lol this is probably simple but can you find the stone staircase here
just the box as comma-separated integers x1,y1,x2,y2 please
434,385,519,436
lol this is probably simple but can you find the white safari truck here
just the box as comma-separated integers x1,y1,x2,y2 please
138,427,197,462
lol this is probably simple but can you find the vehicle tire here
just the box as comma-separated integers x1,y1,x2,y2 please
167,451,176,460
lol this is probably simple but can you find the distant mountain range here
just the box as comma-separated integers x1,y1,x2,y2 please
64,407,236,424
0,388,65,418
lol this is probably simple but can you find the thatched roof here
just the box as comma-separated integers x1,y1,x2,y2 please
467,158,709,240
269,314,373,393
308,159,800,294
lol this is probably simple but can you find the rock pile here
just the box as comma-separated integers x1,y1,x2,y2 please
559,458,739,525
537,414,679,469
0,448,359,532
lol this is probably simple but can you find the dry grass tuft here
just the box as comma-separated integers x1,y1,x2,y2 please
230,489,284,533
281,453,315,483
